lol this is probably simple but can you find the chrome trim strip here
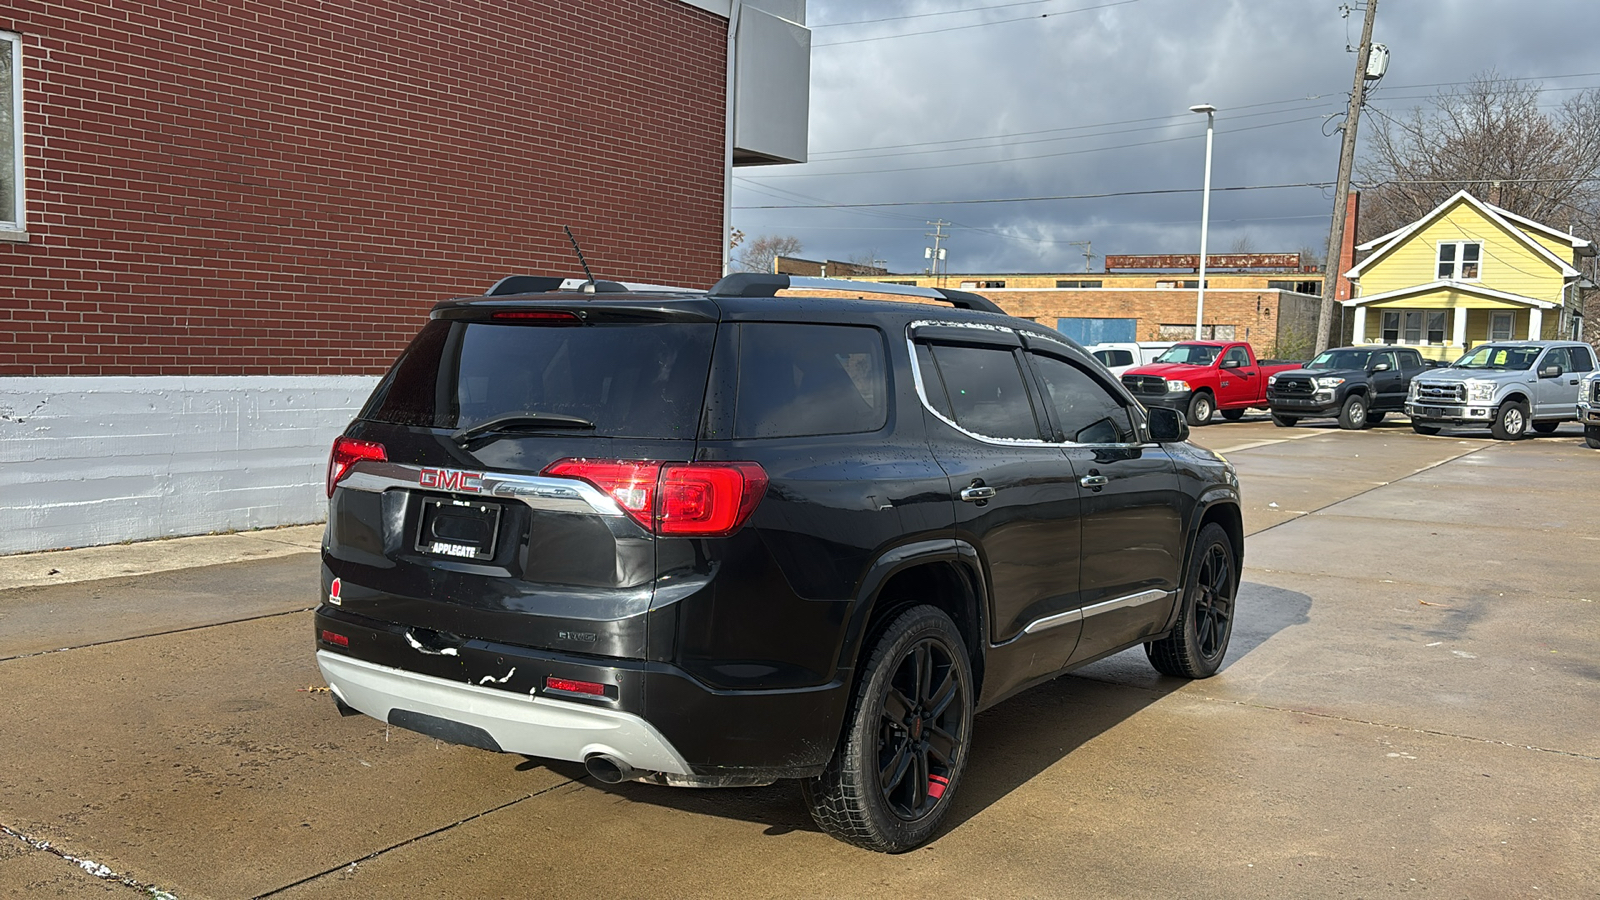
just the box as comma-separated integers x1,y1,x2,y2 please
1080,589,1171,619
339,461,624,516
1022,608,1082,635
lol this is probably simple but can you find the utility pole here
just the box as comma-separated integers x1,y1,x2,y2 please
1314,0,1379,353
1068,240,1095,272
925,220,951,285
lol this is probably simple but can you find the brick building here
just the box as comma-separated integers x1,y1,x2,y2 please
0,0,810,553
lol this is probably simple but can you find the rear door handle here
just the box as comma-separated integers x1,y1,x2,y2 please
959,486,997,502
1080,474,1109,490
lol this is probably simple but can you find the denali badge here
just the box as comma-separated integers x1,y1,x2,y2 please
420,467,484,493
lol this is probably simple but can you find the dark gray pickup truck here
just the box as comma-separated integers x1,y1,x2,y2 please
1266,346,1434,429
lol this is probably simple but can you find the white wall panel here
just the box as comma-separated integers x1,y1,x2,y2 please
0,376,379,554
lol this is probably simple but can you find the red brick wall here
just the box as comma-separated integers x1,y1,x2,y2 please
980,289,1296,356
0,0,726,376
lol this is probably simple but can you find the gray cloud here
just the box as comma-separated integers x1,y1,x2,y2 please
733,0,1600,273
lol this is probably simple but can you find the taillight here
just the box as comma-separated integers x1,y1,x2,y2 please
327,436,387,497
541,459,767,537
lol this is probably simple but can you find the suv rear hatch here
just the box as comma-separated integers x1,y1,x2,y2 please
324,297,726,660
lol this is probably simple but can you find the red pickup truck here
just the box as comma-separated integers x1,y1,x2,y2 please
1119,341,1305,425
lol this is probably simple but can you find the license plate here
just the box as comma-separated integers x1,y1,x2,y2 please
1419,406,1445,417
416,498,502,561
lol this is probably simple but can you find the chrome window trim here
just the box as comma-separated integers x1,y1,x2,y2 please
338,461,625,517
908,324,1150,450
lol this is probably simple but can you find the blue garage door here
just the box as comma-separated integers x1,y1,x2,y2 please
1055,317,1137,345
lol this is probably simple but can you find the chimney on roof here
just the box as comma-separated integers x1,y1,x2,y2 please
1336,190,1360,302
1490,181,1502,207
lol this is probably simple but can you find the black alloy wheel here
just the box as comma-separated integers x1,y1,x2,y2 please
1147,522,1237,679
804,605,973,852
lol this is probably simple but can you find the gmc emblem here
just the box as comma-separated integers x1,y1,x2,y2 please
419,467,484,493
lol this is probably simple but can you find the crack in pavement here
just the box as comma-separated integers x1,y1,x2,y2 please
0,607,315,664
250,777,583,898
1,822,179,898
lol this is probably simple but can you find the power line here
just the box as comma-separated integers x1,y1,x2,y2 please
734,181,1337,210
813,0,1142,48
812,0,1106,28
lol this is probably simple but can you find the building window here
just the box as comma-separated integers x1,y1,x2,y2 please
1490,311,1515,341
1157,324,1235,341
1437,242,1482,281
1,31,20,233
1379,309,1449,345
1056,280,1103,288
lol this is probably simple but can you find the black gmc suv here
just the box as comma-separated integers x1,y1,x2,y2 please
315,273,1243,852
1266,345,1433,429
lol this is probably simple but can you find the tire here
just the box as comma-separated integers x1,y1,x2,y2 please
803,605,974,853
1411,423,1442,436
1185,391,1215,427
1367,411,1386,424
1587,425,1600,450
1491,400,1530,440
1147,522,1237,679
1337,394,1369,430
1532,421,1559,434
1220,408,1245,421
1271,414,1298,428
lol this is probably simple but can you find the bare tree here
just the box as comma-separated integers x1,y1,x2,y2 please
734,234,804,274
1357,72,1600,242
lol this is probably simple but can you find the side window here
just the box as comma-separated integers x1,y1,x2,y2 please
1375,351,1398,371
734,323,888,439
925,343,1041,440
1223,346,1250,367
1028,352,1136,444
914,342,954,419
1399,349,1424,370
1542,347,1571,373
1,31,21,232
1569,346,1594,372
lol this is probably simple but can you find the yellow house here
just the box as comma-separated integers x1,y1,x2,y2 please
1342,191,1593,360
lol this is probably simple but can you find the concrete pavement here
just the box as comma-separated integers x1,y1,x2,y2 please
1,420,1596,898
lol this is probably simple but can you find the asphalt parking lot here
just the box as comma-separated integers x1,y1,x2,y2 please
1,417,1596,899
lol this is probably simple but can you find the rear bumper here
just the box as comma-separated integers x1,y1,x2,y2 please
318,650,694,775
314,606,846,779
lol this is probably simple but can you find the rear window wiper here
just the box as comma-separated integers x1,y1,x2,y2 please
452,413,596,446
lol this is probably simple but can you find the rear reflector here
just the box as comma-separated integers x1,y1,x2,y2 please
491,310,581,324
545,676,607,696
320,630,350,647
541,459,768,537
327,437,387,497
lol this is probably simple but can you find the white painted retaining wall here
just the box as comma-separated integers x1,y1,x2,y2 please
0,377,381,555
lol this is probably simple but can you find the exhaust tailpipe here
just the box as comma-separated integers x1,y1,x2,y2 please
584,754,636,784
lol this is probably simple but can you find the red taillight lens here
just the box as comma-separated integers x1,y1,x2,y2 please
327,437,387,497
542,459,663,529
659,462,768,536
541,459,767,537
320,630,349,647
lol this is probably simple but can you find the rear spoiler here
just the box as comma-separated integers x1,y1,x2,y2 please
485,275,704,296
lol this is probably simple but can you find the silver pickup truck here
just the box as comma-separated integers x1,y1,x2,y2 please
1580,369,1600,449
1407,340,1597,440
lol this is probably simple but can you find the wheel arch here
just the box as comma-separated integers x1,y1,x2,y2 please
840,541,988,699
1160,495,1243,633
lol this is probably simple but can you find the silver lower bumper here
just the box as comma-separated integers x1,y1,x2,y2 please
317,651,692,775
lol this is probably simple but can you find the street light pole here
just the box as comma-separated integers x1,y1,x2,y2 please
1190,104,1216,339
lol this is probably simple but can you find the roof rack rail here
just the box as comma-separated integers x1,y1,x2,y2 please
708,273,1007,315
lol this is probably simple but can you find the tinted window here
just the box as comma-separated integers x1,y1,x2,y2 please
734,324,888,439
915,343,954,419
1029,353,1136,444
1398,349,1424,369
926,343,1041,440
1571,346,1595,372
362,319,715,438
1093,349,1134,368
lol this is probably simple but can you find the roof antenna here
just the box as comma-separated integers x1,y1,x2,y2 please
563,225,598,294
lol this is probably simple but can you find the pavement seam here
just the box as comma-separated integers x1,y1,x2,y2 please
1242,440,1497,537
249,777,582,899
0,607,315,664
1,822,178,898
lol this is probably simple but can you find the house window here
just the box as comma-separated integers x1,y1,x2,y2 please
1437,242,1482,281
1379,309,1449,344
1,31,21,233
1490,312,1515,341
1056,280,1103,288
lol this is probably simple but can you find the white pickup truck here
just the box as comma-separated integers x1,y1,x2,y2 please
1085,341,1176,377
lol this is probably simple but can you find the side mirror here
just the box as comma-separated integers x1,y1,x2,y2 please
1220,358,1240,369
1148,406,1189,443
1370,362,1391,373
1539,364,1563,379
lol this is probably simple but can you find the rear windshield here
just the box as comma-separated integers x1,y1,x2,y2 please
361,319,715,438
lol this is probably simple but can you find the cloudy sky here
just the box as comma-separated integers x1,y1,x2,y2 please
730,0,1600,275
